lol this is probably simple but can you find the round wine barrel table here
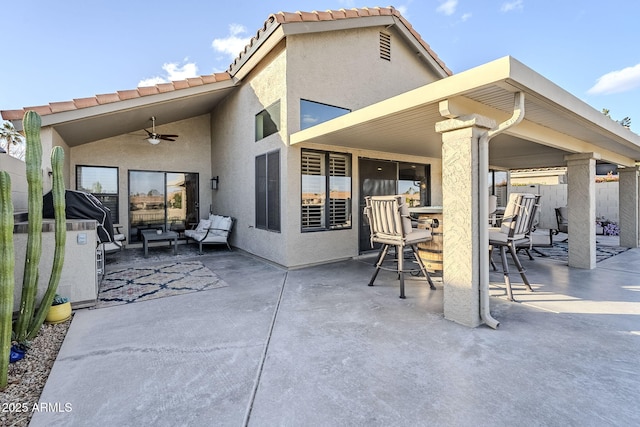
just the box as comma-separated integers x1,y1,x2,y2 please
417,213,443,273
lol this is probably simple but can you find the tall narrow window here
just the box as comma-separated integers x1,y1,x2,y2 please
301,150,351,231
76,165,119,223
256,150,281,232
255,100,281,141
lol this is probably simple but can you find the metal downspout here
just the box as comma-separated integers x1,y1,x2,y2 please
479,92,525,329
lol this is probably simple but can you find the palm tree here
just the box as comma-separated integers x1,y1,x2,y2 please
0,121,24,158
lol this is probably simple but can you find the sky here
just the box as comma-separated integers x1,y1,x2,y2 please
2,0,640,133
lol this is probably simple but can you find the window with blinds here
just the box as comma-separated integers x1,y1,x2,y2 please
256,150,281,232
301,150,351,231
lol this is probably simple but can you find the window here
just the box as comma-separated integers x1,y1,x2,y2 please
300,100,351,130
301,150,352,231
256,150,280,232
255,101,281,141
76,166,119,223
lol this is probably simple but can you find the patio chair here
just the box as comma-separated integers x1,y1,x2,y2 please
555,207,568,242
364,195,435,299
488,194,498,226
489,193,540,301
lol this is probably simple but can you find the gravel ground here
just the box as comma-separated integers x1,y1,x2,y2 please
1,317,72,427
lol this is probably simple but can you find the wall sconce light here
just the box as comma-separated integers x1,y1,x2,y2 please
211,176,219,190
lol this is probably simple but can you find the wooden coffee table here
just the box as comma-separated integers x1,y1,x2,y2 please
141,230,179,257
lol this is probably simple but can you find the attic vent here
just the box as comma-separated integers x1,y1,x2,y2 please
379,32,391,61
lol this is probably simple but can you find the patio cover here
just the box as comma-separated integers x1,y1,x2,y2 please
290,56,640,168
291,56,640,328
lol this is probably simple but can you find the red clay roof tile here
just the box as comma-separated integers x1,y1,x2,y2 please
156,83,176,93
95,93,121,104
49,101,77,113
0,110,25,120
117,90,140,100
298,11,319,22
73,97,99,108
137,86,160,96
186,77,204,87
314,10,333,21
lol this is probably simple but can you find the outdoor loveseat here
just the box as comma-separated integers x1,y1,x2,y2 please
185,214,234,253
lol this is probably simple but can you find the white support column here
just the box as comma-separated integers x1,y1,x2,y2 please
565,153,600,269
436,114,495,327
618,166,640,248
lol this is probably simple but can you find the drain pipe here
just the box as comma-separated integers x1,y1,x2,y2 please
479,91,525,329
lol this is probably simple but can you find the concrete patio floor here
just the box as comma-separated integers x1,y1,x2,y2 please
31,243,640,426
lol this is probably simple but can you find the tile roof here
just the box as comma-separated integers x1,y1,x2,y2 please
230,7,452,76
1,6,451,121
0,73,231,121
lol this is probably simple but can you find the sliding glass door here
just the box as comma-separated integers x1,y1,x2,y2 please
128,171,199,242
358,159,431,253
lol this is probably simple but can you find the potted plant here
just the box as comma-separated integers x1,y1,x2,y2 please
45,294,71,324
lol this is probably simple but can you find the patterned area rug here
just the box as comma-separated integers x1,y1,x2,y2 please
531,242,629,263
97,261,228,308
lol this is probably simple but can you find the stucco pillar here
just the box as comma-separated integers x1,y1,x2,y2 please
436,114,495,327
565,153,600,269
618,166,640,248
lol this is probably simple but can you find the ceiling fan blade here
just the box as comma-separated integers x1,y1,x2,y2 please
161,134,179,138
159,135,176,141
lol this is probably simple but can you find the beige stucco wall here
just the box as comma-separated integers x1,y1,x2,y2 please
286,26,441,119
70,115,212,239
281,26,444,267
13,220,98,311
210,43,289,264
211,26,445,268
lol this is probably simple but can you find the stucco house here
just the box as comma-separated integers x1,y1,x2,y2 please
4,6,640,327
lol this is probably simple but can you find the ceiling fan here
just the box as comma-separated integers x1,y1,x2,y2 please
144,116,178,145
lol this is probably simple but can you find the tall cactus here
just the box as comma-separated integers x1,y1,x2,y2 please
14,110,44,342
28,146,66,339
0,172,15,390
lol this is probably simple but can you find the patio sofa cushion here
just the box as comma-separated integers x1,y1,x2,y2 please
194,219,211,233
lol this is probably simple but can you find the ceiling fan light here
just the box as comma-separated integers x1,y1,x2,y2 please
147,137,161,145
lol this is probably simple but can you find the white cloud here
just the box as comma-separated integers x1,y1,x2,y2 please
396,5,409,15
501,0,524,12
302,115,318,125
338,0,356,7
461,13,472,22
437,0,457,16
588,63,640,95
138,61,199,87
211,24,251,58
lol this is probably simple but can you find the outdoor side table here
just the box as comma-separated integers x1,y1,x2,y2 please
141,230,179,257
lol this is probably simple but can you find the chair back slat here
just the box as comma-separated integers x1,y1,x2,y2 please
365,195,406,244
500,193,539,238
